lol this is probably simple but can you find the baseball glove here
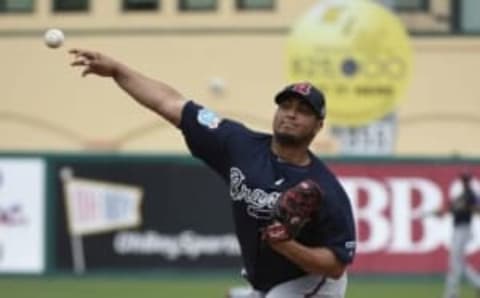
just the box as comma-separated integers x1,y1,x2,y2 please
262,179,323,243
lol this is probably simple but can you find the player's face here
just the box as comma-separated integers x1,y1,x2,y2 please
273,97,323,146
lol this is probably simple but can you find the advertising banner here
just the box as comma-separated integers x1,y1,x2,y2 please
332,161,480,273
0,158,45,274
52,157,480,274
286,0,413,126
53,159,239,271
63,175,143,236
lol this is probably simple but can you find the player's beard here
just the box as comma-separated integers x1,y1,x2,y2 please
273,130,314,147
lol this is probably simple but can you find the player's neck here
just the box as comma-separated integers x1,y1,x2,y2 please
271,141,311,166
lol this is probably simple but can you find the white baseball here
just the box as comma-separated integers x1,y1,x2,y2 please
44,28,65,49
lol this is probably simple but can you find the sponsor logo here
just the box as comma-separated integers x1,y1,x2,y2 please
287,0,412,125
0,204,28,226
63,177,143,236
113,230,240,260
342,176,480,254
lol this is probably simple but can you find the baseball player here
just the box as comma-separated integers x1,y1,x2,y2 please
439,171,480,298
69,49,356,298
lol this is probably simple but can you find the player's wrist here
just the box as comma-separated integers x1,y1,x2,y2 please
261,221,292,243
111,61,126,79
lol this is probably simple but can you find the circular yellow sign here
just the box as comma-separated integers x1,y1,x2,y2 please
286,0,413,126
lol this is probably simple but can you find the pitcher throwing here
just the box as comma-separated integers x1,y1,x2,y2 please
70,48,356,298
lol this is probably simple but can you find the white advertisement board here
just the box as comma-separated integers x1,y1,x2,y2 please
0,158,45,273
63,176,143,236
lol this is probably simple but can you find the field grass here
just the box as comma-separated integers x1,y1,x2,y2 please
0,274,478,298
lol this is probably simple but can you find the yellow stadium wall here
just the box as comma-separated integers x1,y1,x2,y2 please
0,0,479,156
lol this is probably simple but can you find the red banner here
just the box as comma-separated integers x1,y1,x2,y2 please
327,161,480,273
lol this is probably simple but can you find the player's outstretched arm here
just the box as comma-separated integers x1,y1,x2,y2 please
269,241,346,279
70,48,187,127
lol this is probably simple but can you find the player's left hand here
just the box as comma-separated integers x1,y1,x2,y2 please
262,221,291,243
273,179,323,237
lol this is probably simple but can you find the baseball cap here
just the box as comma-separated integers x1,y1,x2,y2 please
274,82,326,119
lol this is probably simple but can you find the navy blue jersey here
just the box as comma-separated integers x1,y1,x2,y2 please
451,186,478,226
179,101,356,291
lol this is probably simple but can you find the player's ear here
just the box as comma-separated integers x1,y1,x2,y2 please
314,119,324,133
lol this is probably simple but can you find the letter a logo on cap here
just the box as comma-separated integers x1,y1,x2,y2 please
291,82,312,96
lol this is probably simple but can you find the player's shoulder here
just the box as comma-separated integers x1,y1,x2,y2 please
223,119,271,143
310,157,348,198
309,155,335,178
184,101,264,133
181,100,271,151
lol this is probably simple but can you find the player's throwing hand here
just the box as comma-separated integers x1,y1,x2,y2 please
70,49,119,78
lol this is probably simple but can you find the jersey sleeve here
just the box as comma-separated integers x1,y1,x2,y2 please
179,101,242,176
319,181,356,265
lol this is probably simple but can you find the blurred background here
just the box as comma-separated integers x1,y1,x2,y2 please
1,0,480,297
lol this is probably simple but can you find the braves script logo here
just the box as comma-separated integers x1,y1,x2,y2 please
230,167,281,219
291,82,312,96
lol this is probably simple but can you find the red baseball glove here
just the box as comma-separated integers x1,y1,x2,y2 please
262,179,324,243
